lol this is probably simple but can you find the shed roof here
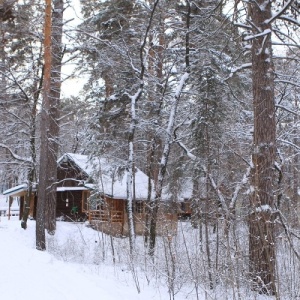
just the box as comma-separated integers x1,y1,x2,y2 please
3,184,89,199
3,184,29,197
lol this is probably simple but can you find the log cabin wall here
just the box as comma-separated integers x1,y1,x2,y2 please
89,197,126,236
90,199,178,237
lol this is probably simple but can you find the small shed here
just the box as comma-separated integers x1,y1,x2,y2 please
2,184,36,219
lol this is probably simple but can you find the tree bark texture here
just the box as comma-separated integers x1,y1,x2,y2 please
249,0,277,295
45,0,63,235
36,0,52,250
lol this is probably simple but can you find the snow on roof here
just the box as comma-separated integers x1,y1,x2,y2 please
58,153,154,200
57,186,89,192
2,183,28,196
162,177,207,201
58,153,94,176
3,183,88,198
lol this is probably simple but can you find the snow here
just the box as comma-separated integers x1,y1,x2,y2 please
2,183,28,196
255,204,273,212
243,29,272,41
266,0,294,25
0,214,278,300
259,0,269,11
0,194,19,213
0,218,174,300
58,153,153,200
56,186,89,192
163,177,207,201
230,63,252,75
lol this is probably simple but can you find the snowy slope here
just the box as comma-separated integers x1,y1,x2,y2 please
0,218,172,300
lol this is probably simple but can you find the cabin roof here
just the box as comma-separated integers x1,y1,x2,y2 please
163,177,207,201
58,153,154,200
56,186,89,192
3,183,89,197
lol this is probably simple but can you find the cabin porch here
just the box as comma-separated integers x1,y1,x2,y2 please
87,197,178,237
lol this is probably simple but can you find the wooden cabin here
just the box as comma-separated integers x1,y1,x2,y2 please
56,154,91,221
4,153,178,237
58,153,178,237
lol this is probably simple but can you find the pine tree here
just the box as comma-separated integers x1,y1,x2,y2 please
247,0,277,295
36,0,52,250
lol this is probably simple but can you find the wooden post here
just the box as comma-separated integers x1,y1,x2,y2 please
8,196,12,220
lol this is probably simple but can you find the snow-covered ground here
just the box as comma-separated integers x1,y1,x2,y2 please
0,217,182,300
0,194,19,216
0,217,276,300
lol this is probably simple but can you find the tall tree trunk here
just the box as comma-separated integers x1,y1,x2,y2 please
45,0,63,235
144,17,164,244
36,0,52,250
248,0,277,295
21,44,43,229
292,96,299,226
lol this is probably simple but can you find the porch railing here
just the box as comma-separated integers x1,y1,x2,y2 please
88,209,123,223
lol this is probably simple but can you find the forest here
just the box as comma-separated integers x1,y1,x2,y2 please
1,0,300,299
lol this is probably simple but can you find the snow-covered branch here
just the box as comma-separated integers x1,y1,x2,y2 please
0,143,33,165
278,139,300,151
207,172,230,215
277,210,300,261
278,15,300,26
264,0,294,25
229,166,252,210
274,79,300,88
176,140,251,215
276,104,300,117
226,63,252,79
243,28,272,41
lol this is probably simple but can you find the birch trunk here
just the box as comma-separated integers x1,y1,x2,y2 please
127,95,137,253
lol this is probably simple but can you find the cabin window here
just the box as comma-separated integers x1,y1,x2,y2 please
134,201,144,213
